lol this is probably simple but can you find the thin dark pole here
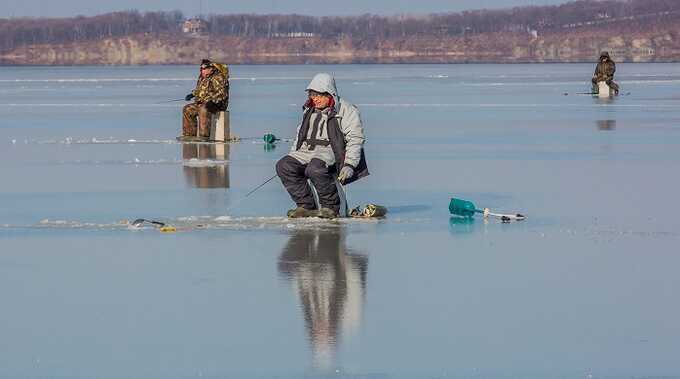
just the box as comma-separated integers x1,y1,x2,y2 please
245,174,278,198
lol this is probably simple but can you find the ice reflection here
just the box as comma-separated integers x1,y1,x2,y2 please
594,95,617,105
278,229,368,371
182,143,230,188
596,119,616,131
449,216,477,235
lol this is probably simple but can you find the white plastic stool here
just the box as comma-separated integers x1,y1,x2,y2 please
597,81,611,98
209,111,230,142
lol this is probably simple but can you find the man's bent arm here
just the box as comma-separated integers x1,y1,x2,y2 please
340,105,365,168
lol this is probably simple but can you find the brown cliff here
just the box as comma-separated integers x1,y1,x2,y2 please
3,29,679,65
2,3,680,65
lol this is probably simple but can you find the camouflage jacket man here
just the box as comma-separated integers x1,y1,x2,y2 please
192,70,228,111
593,53,616,83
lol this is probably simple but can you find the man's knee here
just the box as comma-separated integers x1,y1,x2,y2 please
199,103,219,116
276,156,300,178
305,159,331,180
183,105,198,119
205,101,221,114
275,157,288,177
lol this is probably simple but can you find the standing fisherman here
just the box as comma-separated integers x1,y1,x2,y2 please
276,73,369,219
591,51,620,95
181,59,229,141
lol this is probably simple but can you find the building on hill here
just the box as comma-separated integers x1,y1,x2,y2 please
182,18,209,34
272,32,315,38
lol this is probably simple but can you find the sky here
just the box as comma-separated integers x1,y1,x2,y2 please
1,0,570,18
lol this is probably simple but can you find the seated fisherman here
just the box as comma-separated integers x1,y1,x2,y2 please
276,73,368,219
591,51,619,95
181,59,229,140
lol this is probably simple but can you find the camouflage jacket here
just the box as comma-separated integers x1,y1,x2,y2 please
593,60,616,82
192,72,228,109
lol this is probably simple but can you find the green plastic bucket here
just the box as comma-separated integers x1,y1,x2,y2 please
263,133,277,144
449,198,478,218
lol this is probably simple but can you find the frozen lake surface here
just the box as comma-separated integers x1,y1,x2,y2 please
1,64,680,378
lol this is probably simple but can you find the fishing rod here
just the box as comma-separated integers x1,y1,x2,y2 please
245,174,278,197
223,174,279,213
239,134,292,143
234,134,294,143
155,98,186,104
129,174,279,227
129,175,280,228
563,91,630,96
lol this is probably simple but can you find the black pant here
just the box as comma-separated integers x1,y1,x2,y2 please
276,156,340,212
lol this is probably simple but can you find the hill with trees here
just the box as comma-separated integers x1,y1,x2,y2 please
2,0,679,64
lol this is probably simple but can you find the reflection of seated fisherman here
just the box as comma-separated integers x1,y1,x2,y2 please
182,59,229,140
182,143,230,188
275,73,369,219
591,51,619,95
277,229,368,370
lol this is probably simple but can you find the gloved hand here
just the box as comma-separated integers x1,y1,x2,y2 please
338,166,354,183
185,93,195,101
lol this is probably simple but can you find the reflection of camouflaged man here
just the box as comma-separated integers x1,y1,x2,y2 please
182,59,229,139
591,51,620,95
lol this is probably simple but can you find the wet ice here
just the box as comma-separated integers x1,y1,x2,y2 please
1,64,680,378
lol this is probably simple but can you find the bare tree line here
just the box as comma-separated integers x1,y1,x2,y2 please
1,0,678,52
0,11,183,51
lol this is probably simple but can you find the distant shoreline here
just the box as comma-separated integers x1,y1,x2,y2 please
2,61,680,67
2,1,679,65
2,32,676,65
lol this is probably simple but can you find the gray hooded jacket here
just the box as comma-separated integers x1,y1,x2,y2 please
289,73,368,183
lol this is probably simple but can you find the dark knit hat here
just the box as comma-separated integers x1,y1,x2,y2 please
200,59,213,69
